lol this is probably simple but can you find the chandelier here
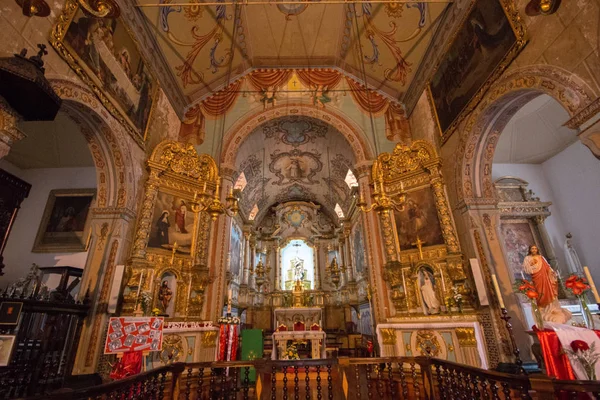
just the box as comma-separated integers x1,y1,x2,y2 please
190,179,239,220
357,169,407,214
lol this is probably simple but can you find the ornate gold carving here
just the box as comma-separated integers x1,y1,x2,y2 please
415,330,441,357
152,142,218,182
455,327,476,347
159,334,184,365
201,331,217,347
380,328,397,345
374,140,437,182
77,0,120,18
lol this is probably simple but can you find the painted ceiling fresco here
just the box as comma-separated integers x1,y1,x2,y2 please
137,1,447,106
235,115,356,223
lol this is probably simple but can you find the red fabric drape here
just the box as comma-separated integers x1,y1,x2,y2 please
531,257,558,308
201,79,243,117
178,104,206,145
109,351,142,380
230,325,239,361
345,78,389,115
218,324,227,361
247,69,293,91
295,69,342,89
535,328,600,380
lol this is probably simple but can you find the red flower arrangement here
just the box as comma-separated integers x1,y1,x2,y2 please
514,279,539,299
565,274,590,296
566,339,598,380
571,340,590,352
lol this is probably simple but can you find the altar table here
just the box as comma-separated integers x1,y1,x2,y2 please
272,331,327,360
273,307,322,330
533,327,600,380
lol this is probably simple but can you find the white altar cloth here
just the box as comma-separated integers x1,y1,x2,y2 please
272,331,327,360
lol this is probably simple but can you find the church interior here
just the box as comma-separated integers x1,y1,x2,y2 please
0,0,600,398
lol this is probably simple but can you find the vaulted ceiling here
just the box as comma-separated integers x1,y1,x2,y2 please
137,1,448,107
235,115,356,223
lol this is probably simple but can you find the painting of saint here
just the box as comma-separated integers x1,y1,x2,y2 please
419,268,440,314
394,187,445,251
148,192,194,253
429,0,519,135
352,219,366,274
33,189,96,252
229,223,242,277
59,6,156,138
500,222,538,278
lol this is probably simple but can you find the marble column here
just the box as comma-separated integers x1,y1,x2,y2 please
315,240,322,290
275,242,281,290
242,232,251,285
249,238,257,290
344,226,354,282
338,236,347,287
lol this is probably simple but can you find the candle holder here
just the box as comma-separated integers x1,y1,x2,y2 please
500,307,526,375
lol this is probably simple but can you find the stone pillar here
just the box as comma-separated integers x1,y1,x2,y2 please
72,207,137,375
356,162,387,323
344,225,354,282
338,236,346,287
275,240,281,290
534,215,559,271
242,231,251,285
314,240,322,290
0,102,25,160
249,237,256,290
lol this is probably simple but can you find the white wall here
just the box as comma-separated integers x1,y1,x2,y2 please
0,161,96,287
542,141,600,282
493,141,600,284
492,163,569,271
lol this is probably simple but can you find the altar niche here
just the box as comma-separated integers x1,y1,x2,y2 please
281,239,315,290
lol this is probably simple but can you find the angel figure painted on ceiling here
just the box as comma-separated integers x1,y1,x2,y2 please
261,86,277,110
312,85,331,108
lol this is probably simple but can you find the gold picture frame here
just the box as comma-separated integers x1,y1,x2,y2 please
50,0,159,147
427,0,527,143
32,189,96,253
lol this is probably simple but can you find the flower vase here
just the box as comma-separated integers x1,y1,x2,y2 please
531,299,544,330
578,296,595,330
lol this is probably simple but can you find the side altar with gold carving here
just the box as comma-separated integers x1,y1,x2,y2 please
120,141,232,363
358,141,494,367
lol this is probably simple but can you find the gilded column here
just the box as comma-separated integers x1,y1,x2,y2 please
429,166,460,254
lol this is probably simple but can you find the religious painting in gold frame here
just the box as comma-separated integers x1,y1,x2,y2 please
427,0,526,142
50,0,158,146
393,186,445,251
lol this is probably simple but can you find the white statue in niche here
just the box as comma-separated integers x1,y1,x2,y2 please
419,269,440,314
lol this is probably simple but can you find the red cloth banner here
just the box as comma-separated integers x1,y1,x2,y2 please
109,351,143,380
178,104,206,145
201,79,243,117
104,317,164,354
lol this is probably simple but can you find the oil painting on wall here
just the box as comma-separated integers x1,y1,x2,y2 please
229,222,243,278
394,187,444,251
500,221,538,278
33,189,95,253
429,0,520,136
148,191,195,254
56,2,156,140
352,218,366,275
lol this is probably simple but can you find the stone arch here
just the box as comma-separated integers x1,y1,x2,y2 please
48,78,140,210
220,103,375,169
454,65,597,204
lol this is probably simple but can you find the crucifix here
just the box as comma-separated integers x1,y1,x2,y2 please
412,236,426,260
170,242,179,265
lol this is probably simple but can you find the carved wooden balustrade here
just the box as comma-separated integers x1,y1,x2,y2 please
0,291,90,399
12,356,600,399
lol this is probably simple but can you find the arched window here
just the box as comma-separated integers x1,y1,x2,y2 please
345,169,358,189
234,172,247,191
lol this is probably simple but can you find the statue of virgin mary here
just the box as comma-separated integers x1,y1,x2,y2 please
420,271,440,314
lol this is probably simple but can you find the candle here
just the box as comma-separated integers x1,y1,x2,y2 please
136,270,144,299
440,269,446,294
521,271,525,280
202,182,207,193
400,181,404,191
193,190,198,201
491,274,505,309
583,266,600,303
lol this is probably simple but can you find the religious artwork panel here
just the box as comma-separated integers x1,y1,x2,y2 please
0,335,16,367
358,303,373,336
394,187,444,251
429,0,524,138
33,189,95,253
52,0,157,143
500,221,538,278
229,222,243,278
352,218,367,275
148,191,195,254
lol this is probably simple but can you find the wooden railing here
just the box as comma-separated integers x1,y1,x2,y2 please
0,293,90,399
13,356,600,399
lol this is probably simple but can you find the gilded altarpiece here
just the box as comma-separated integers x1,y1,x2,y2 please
372,141,470,317
122,141,215,318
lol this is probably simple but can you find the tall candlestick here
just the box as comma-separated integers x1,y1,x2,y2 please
583,266,600,303
491,274,505,309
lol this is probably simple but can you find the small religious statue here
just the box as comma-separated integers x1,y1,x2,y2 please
523,245,572,323
158,280,173,313
420,270,440,314
293,279,304,293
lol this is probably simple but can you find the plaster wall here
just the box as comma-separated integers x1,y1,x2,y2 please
0,160,96,288
492,140,600,284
